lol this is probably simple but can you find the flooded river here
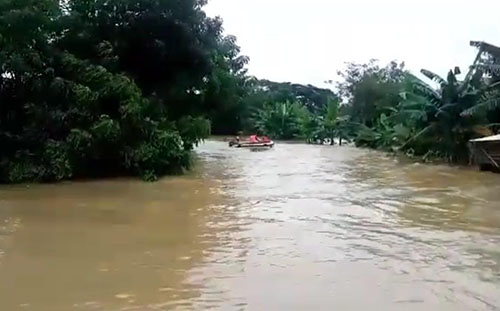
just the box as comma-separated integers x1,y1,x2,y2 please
1,141,500,310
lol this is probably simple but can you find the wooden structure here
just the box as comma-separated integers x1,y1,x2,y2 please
469,134,500,172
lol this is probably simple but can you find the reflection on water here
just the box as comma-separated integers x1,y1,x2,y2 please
1,140,500,310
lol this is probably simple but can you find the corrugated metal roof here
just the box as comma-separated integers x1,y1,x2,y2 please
470,134,500,142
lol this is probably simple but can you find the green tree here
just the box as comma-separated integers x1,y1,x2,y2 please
252,101,301,139
241,79,337,135
61,0,249,134
395,67,489,161
203,35,250,134
337,60,406,127
295,104,320,143
0,0,218,183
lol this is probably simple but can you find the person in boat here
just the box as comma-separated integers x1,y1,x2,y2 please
249,135,259,143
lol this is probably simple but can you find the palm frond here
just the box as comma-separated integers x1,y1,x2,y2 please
437,103,457,112
400,91,437,108
400,123,436,150
461,96,500,117
390,109,427,118
487,81,500,90
421,69,447,88
404,73,441,101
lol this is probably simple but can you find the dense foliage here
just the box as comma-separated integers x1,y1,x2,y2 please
0,0,241,182
340,42,500,163
244,80,339,140
249,42,500,165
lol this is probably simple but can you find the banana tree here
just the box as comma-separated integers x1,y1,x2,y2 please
355,113,411,150
295,104,320,143
321,98,340,145
397,66,489,162
314,98,355,145
252,100,300,139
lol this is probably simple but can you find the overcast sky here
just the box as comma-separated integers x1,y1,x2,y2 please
205,0,500,88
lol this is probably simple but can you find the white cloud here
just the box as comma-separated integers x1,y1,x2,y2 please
205,0,500,88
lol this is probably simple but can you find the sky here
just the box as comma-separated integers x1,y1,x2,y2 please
205,0,500,89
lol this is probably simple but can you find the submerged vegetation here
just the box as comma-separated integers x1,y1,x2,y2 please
1,0,500,183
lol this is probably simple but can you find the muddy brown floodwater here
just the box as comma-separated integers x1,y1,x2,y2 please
1,141,500,310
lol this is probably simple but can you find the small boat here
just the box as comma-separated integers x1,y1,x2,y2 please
229,135,275,148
